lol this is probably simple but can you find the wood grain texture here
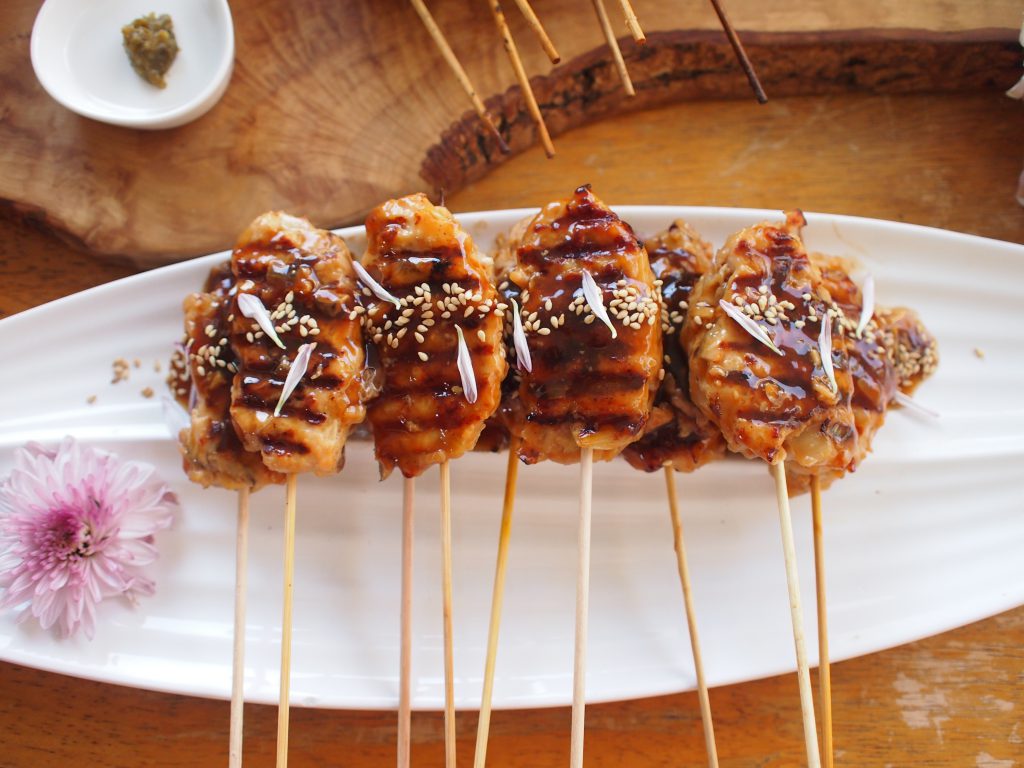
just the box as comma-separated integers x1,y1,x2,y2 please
1,608,1020,767
0,0,1020,263
1,88,1023,767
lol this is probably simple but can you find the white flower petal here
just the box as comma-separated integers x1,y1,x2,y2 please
237,293,286,349
856,274,875,337
160,395,191,440
274,343,316,417
353,260,402,308
510,298,533,373
819,312,837,395
581,270,617,339
718,299,783,355
454,325,478,404
893,390,939,418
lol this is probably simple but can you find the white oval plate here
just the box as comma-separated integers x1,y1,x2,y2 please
0,207,1021,710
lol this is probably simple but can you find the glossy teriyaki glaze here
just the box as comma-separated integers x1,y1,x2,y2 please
359,194,506,479
228,212,366,476
684,211,860,473
504,186,662,464
623,221,726,474
176,261,284,490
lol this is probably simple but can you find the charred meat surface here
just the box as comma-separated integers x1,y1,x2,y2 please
176,262,284,491
683,211,859,475
623,221,726,473
504,186,662,464
360,194,507,478
229,212,366,476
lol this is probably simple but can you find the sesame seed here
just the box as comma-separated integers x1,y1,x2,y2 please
418,351,428,362
477,329,487,342
538,328,551,336
464,306,474,317
415,332,425,344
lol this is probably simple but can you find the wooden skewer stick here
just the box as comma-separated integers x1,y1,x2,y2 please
229,486,251,768
511,0,561,63
473,438,521,768
706,0,768,103
398,477,415,768
771,462,821,768
486,0,556,158
591,0,636,97
440,461,457,768
664,468,719,768
616,0,646,44
570,447,594,768
276,474,298,768
408,0,510,154
811,476,834,768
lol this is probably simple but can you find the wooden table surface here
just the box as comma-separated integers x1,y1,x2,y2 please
2,91,1023,766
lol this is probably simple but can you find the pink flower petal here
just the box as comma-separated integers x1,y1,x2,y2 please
0,437,178,640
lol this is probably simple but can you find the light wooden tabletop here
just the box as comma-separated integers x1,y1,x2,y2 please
1,91,1023,766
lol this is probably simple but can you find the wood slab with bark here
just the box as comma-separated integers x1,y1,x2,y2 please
0,0,1020,263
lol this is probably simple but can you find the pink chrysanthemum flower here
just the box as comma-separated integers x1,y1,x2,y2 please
0,437,177,639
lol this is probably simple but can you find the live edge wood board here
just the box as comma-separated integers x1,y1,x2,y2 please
0,0,1020,264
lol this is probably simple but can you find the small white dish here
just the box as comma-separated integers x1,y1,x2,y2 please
30,0,234,130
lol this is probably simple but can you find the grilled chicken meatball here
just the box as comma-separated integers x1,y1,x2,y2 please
623,221,727,473
504,185,662,464
683,211,859,476
876,306,938,395
176,263,284,491
360,194,507,479
228,212,367,476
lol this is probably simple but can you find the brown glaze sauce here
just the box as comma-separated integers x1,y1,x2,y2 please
511,186,661,462
230,240,355,427
724,231,850,427
360,200,506,477
816,260,896,414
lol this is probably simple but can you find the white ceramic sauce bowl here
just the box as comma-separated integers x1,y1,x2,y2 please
30,0,234,129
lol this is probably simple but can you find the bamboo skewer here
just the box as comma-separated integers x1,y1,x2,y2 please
440,461,457,768
664,468,719,768
229,486,251,768
591,0,635,97
511,0,561,63
617,0,646,43
570,447,594,768
276,475,298,768
811,476,834,768
706,0,768,103
408,0,510,153
399,477,416,768
473,439,521,768
486,0,556,158
771,462,821,768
